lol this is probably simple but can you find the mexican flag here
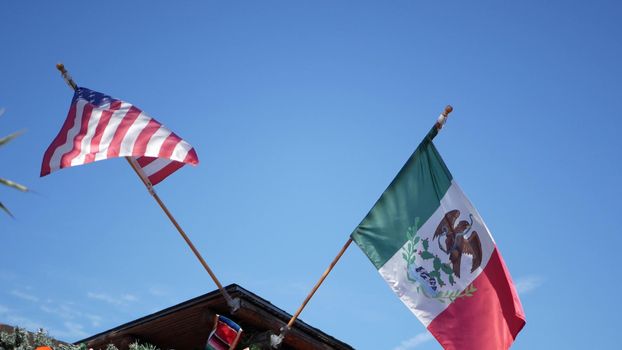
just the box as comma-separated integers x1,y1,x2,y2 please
351,126,525,350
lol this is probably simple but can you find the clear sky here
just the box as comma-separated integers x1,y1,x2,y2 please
1,1,621,349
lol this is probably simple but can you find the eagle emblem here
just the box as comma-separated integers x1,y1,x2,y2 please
432,210,482,278
402,211,481,302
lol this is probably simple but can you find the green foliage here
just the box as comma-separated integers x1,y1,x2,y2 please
400,216,479,304
421,238,429,250
419,251,434,260
402,218,421,266
434,284,477,303
0,327,160,350
448,274,455,286
402,217,457,288
32,330,54,348
128,342,160,350
440,263,454,275
0,327,31,350
402,229,415,266
418,236,454,287
0,109,28,217
433,257,441,271
58,345,87,350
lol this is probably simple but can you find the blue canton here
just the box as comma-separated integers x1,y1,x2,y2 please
72,87,119,108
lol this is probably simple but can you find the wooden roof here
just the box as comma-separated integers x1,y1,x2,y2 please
78,284,353,350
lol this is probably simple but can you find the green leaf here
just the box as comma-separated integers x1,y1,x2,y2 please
0,178,28,192
420,251,434,260
414,236,420,244
422,239,429,250
0,202,13,218
448,274,455,285
0,131,23,147
441,263,454,275
433,257,442,271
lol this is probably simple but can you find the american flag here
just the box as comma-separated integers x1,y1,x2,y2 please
41,87,198,185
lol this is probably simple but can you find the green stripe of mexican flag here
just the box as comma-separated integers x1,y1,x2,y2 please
351,126,525,350
351,126,452,269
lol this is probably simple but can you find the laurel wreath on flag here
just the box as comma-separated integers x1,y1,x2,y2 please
402,219,477,303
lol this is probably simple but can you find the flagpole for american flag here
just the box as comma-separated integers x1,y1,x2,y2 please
271,105,454,347
54,63,239,313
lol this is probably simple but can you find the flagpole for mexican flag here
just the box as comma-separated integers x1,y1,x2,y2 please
272,105,454,347
55,63,239,313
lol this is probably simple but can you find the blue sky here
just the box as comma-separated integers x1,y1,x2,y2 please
1,1,621,349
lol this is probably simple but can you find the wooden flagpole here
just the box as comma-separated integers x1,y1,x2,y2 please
273,105,454,347
286,237,353,329
55,63,239,312
124,157,237,310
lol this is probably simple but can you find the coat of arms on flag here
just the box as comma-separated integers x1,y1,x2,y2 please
41,87,198,185
205,314,243,350
351,126,525,350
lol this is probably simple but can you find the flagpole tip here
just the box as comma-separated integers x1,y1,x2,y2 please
443,105,453,116
435,105,454,131
55,63,78,91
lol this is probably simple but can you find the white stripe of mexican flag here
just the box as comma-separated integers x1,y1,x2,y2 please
378,181,495,326
351,127,525,350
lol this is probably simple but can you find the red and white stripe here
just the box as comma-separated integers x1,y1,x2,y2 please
41,91,198,185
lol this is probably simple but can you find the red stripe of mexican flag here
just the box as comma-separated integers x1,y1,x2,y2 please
351,127,525,349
